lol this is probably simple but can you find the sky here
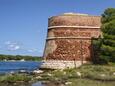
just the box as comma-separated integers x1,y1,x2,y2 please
0,0,115,56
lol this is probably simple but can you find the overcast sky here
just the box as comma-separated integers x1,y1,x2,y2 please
0,0,115,56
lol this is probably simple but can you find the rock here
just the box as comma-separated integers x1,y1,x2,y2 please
76,72,81,77
35,76,42,79
19,70,27,73
63,72,66,75
100,74,106,77
113,72,115,75
65,82,72,85
47,73,52,76
33,69,43,74
9,71,15,74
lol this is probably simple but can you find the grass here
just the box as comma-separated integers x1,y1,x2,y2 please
0,64,115,86
67,78,115,86
38,64,115,86
0,74,32,83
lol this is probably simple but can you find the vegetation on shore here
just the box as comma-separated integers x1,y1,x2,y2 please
38,64,115,86
0,64,115,86
0,54,43,61
0,74,32,83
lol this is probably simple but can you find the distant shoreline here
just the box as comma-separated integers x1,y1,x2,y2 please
0,54,43,61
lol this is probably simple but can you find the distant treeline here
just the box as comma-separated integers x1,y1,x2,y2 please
0,54,43,61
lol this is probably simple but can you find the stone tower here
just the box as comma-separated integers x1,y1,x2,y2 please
41,13,101,69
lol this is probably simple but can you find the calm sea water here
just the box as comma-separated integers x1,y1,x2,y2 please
0,61,42,74
0,61,58,86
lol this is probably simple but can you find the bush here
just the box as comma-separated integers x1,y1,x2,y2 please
0,74,32,83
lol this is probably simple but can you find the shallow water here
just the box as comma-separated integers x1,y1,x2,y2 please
0,61,42,74
0,81,60,86
0,61,51,86
32,81,63,86
32,82,44,86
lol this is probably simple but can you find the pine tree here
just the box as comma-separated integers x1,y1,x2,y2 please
100,8,115,63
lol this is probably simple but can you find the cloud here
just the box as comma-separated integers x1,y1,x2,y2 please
27,49,43,54
27,49,37,52
8,44,20,51
5,41,11,45
5,41,21,51
3,41,43,56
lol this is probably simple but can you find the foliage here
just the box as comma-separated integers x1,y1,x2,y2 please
38,64,115,86
92,38,106,64
0,74,32,83
39,64,115,81
101,8,115,23
101,8,115,63
68,78,115,86
0,54,43,61
92,8,115,64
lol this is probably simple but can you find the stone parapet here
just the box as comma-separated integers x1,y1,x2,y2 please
48,14,101,27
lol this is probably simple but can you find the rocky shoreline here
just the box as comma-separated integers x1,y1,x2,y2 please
0,64,115,86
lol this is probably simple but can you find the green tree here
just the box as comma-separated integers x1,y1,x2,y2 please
92,8,115,64
100,8,115,63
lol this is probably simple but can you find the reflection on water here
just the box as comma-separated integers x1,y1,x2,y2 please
33,81,63,86
32,82,43,86
0,81,62,86
0,83,31,86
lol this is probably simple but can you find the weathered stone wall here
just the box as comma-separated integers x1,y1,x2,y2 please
48,15,101,27
44,28,100,61
48,28,100,38
45,39,91,61
41,60,89,69
43,13,101,64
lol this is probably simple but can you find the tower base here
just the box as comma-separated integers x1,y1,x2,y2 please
40,60,90,69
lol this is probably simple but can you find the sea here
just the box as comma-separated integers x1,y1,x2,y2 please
0,61,42,74
0,61,58,86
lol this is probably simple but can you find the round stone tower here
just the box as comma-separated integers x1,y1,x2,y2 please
41,13,101,69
